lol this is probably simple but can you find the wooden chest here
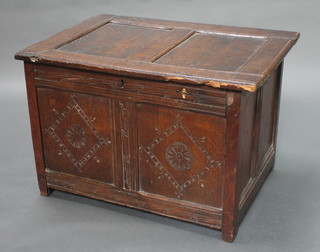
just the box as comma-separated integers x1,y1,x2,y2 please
15,14,299,242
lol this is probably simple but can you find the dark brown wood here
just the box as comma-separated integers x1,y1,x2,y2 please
37,88,115,184
271,61,284,153
24,62,49,196
111,16,299,40
34,64,228,117
156,34,266,71
15,15,299,242
222,92,241,242
138,104,225,207
15,14,299,92
239,39,289,74
237,64,283,225
31,49,262,91
15,14,115,58
45,169,223,228
238,91,256,193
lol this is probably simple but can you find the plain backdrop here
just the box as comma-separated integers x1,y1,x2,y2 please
1,0,319,251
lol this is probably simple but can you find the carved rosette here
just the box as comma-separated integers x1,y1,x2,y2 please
166,142,194,171
66,124,87,149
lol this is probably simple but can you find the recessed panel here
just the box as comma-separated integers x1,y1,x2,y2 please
59,23,168,59
138,104,225,208
37,88,115,184
156,33,266,71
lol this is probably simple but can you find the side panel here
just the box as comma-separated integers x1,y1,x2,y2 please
237,62,283,222
238,91,257,193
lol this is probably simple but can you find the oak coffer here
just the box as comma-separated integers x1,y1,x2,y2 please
15,14,299,242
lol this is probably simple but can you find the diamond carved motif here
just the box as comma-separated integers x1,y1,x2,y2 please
142,113,222,198
45,96,111,173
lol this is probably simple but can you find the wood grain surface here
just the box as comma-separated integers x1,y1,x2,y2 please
15,14,299,92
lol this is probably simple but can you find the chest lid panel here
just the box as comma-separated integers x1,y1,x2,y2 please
15,14,299,92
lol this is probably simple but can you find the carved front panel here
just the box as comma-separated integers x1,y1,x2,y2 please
138,104,225,208
37,88,114,184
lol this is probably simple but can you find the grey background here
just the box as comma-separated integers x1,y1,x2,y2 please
1,0,319,251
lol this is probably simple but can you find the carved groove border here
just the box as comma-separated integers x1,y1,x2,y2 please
119,101,133,189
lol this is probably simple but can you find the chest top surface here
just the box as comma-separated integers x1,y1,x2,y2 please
15,14,299,92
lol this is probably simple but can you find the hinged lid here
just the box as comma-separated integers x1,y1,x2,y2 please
15,14,299,92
